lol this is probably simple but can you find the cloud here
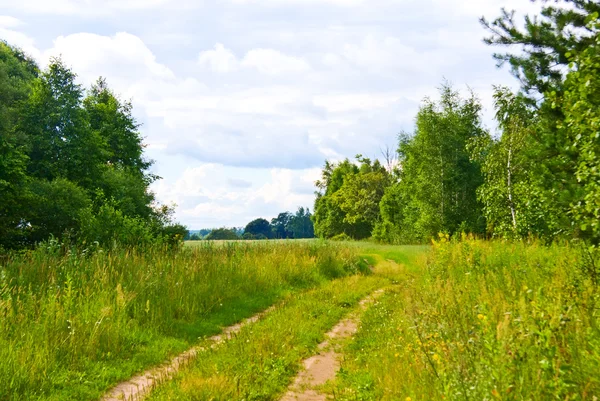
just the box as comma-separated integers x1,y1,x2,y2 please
0,16,40,58
228,178,253,188
0,0,173,15
43,32,174,87
198,43,310,75
241,48,310,74
153,164,317,227
198,43,238,73
0,15,21,28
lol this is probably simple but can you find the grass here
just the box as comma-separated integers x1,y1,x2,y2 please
332,236,600,400
0,240,362,400
148,274,388,401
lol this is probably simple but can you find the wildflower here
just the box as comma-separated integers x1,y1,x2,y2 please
432,353,440,362
477,314,485,320
405,397,412,401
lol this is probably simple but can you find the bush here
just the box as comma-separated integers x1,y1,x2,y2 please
331,232,352,241
206,228,239,240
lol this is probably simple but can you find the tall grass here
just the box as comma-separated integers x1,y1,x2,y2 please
334,237,600,400
0,241,361,400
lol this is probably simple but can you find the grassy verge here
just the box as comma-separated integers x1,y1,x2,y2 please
0,241,362,400
332,238,600,400
148,274,388,401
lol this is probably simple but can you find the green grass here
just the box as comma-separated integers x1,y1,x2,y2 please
0,241,362,400
332,238,600,400
148,274,388,401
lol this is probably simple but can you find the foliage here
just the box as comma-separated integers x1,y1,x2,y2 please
481,0,600,96
379,84,487,243
205,228,240,240
0,43,181,248
553,13,600,245
469,87,558,239
244,218,273,239
0,41,38,248
271,212,293,239
313,157,390,240
288,206,315,239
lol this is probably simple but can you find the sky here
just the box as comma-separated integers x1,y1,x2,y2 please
0,0,539,229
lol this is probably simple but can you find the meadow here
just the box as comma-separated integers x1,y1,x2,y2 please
0,240,363,400
1,238,598,400
332,237,600,400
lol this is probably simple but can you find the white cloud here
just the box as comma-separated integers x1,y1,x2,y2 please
153,164,318,227
44,32,173,83
242,48,310,74
0,15,22,28
197,44,310,75
198,43,239,73
0,0,173,15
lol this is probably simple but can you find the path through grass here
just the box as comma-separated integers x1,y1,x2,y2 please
0,241,361,400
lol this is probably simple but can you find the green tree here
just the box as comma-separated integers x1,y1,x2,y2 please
206,228,239,240
244,218,273,239
26,178,91,244
554,15,600,244
271,212,293,238
470,87,559,239
313,157,389,239
384,84,487,242
22,58,105,187
0,42,38,248
313,160,359,239
481,0,600,96
289,207,315,239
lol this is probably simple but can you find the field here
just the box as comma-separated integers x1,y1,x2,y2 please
1,239,598,400
0,241,363,400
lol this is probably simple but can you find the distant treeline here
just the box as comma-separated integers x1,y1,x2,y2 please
0,43,186,249
189,206,315,240
313,2,600,246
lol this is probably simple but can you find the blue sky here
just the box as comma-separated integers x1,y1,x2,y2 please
0,0,538,228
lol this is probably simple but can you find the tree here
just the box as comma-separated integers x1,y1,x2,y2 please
469,87,558,239
313,158,388,240
0,41,184,248
483,3,600,242
383,84,487,242
554,15,600,244
244,218,273,239
26,178,91,244
22,58,105,187
0,42,38,248
206,228,240,240
289,207,315,239
271,212,293,238
481,0,600,97
332,156,389,235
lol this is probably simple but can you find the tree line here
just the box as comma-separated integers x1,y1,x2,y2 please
313,1,600,246
0,44,186,249
192,206,315,240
